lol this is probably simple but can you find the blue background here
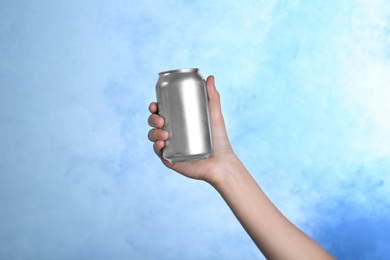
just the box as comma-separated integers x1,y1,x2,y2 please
1,0,390,259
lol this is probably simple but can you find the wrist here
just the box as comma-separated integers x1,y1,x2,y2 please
208,153,245,190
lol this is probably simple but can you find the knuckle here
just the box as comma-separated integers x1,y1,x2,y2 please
147,115,154,126
154,129,161,139
148,114,160,127
147,129,155,141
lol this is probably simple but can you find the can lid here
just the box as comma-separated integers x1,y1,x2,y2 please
159,68,198,75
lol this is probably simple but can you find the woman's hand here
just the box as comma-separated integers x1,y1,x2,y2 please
147,76,237,185
148,75,335,259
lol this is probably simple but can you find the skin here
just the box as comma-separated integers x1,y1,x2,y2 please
148,76,334,260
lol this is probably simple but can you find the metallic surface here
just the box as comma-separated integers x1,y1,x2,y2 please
155,68,213,162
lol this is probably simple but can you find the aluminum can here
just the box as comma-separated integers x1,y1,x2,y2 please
155,68,213,162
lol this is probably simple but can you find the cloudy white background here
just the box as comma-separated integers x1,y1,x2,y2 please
1,0,389,259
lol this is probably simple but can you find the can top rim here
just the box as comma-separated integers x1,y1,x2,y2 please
159,68,199,75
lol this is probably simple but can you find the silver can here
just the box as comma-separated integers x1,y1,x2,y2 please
155,68,213,162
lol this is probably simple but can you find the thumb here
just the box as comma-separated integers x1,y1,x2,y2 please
206,75,223,124
206,75,231,151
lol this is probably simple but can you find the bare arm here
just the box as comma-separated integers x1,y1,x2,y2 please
212,156,333,260
148,76,334,260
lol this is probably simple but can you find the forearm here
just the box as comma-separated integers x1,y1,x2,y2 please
212,156,334,260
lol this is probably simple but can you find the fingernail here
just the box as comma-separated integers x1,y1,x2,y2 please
157,131,163,138
153,118,159,125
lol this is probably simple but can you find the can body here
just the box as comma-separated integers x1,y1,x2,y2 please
155,68,213,162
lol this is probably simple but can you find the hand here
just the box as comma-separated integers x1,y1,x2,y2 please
148,76,335,259
148,76,237,185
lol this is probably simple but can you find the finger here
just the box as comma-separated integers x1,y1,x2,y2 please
148,129,169,142
206,75,216,99
206,75,223,123
148,114,164,128
153,141,174,168
205,75,231,150
149,102,158,113
153,140,165,157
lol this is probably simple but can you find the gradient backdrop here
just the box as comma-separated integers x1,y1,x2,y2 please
1,0,390,259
